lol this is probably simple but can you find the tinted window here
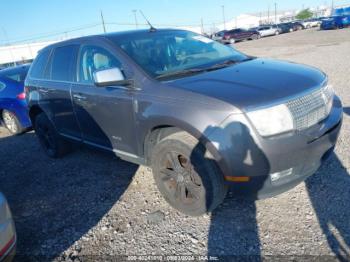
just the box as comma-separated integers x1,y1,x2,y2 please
30,49,50,79
112,30,248,79
78,45,122,83
0,67,28,83
51,45,79,81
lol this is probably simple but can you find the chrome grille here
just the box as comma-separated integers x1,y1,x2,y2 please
286,85,333,131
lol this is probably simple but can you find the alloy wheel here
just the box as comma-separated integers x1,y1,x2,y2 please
159,151,203,205
3,111,18,134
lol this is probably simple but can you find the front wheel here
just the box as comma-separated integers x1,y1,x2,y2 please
151,132,228,216
34,113,72,158
2,110,24,135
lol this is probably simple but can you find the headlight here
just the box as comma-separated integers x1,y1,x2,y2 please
247,104,294,137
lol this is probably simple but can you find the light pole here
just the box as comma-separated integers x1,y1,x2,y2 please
222,5,226,30
274,3,277,24
132,9,138,29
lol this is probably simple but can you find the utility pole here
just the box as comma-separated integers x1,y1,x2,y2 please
100,10,106,33
222,5,226,30
274,3,277,24
132,10,138,29
201,18,204,34
331,0,334,14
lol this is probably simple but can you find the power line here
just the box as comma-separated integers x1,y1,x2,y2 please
0,23,101,45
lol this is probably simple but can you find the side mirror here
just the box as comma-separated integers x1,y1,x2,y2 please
93,68,132,87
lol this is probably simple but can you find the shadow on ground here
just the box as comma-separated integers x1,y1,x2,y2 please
343,107,350,116
306,153,350,262
0,131,138,260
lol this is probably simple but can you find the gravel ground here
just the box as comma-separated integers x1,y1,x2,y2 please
1,28,350,261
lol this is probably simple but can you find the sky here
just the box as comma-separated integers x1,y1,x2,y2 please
0,0,349,45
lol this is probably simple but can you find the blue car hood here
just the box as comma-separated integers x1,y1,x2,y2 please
170,58,326,109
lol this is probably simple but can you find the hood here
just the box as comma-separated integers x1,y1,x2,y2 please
169,58,326,110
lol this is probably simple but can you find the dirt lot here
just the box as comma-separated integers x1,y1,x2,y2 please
1,28,350,261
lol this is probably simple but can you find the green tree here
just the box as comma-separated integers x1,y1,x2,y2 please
295,9,314,20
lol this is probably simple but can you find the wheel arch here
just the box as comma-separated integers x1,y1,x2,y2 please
143,123,225,178
28,105,44,124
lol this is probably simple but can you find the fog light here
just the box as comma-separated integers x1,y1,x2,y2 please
270,168,293,182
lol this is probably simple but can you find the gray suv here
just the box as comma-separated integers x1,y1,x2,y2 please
26,29,342,216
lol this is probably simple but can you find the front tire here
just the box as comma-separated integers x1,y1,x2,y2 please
151,132,228,216
34,113,72,158
2,110,24,135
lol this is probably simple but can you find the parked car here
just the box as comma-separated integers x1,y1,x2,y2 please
26,29,342,216
289,21,305,31
321,16,350,29
0,65,31,134
255,25,281,37
277,23,295,33
221,28,260,44
212,30,227,42
0,193,16,261
301,19,320,28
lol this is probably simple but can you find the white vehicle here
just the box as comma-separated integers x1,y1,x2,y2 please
256,25,281,37
301,19,320,28
0,193,15,261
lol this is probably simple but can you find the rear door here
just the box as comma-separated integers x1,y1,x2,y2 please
71,43,137,155
233,29,243,40
44,44,81,139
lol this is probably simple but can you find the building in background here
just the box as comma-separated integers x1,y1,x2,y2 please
213,5,333,32
0,40,57,68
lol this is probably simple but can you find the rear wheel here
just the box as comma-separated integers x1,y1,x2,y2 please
34,113,72,158
151,132,228,216
251,34,259,40
229,38,236,44
2,110,24,135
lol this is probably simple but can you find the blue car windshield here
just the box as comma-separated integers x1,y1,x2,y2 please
112,30,248,78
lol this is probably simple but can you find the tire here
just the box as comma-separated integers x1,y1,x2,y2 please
275,31,280,35
2,110,24,135
151,132,228,216
251,34,259,40
34,113,72,158
229,38,236,44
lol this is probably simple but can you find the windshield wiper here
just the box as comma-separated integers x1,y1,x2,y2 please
156,57,256,81
155,68,207,80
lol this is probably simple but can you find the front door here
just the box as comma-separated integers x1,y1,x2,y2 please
71,44,138,155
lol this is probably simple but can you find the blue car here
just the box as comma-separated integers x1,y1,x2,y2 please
0,65,31,134
321,15,350,30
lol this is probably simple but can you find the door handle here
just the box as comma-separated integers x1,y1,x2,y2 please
38,88,49,93
73,94,87,100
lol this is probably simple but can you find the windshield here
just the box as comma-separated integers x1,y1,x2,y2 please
112,30,248,79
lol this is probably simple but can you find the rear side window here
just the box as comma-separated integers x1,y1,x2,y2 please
30,49,50,79
51,45,79,81
0,70,27,83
